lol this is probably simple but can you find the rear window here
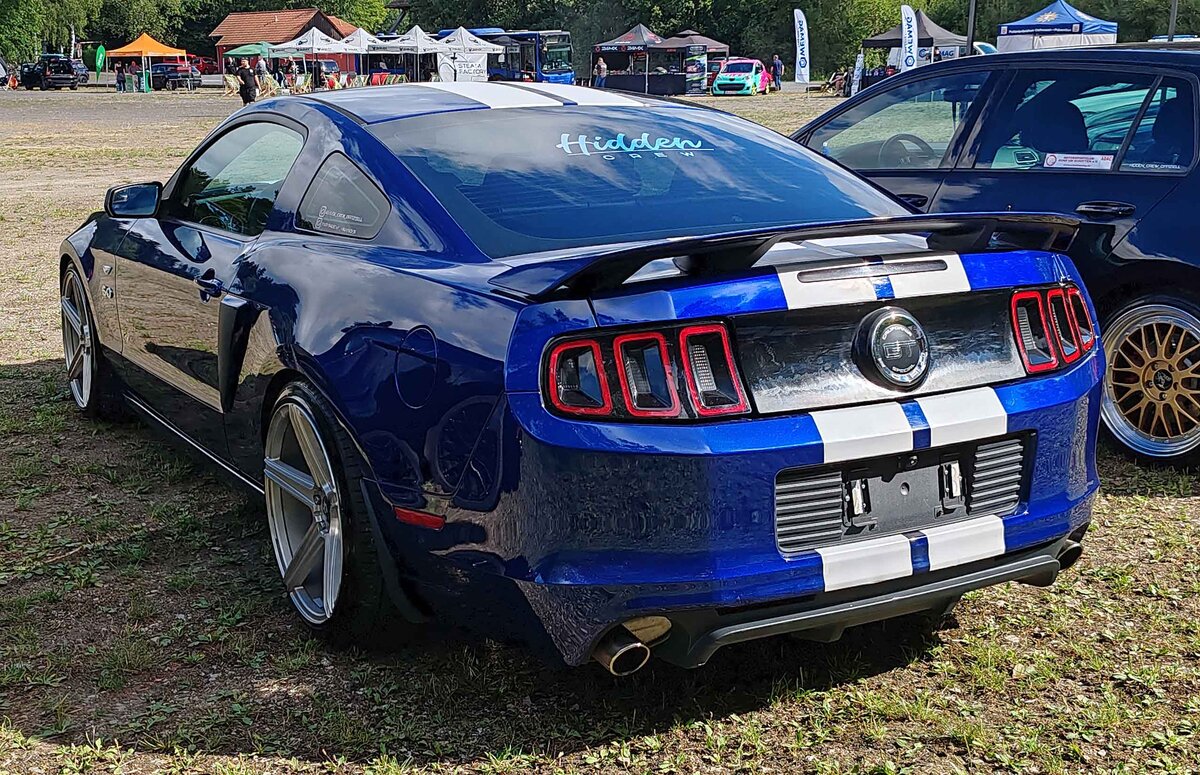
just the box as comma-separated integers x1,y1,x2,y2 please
370,106,904,257
49,62,72,74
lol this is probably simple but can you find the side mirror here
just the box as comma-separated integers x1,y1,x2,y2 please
105,182,161,218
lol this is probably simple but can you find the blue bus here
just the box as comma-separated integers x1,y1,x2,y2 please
438,28,574,84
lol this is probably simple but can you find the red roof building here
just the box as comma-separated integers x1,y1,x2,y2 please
210,8,357,71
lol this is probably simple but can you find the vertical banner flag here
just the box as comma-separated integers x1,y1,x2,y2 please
850,50,864,96
900,4,918,71
793,9,810,83
684,45,707,95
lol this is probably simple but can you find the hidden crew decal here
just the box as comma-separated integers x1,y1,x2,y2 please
556,132,710,158
315,204,366,236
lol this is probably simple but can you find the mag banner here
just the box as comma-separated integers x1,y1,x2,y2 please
794,9,811,83
685,45,707,95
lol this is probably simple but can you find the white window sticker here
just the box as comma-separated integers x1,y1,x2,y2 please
1043,153,1114,170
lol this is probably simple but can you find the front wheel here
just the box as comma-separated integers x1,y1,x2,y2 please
60,266,122,418
264,382,404,644
1101,294,1200,465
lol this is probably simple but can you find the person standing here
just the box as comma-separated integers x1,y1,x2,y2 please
255,55,268,81
128,59,140,92
771,54,783,92
593,56,607,88
236,58,258,106
114,59,125,92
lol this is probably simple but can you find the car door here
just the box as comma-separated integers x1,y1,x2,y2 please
798,68,994,211
113,120,305,456
931,67,1195,250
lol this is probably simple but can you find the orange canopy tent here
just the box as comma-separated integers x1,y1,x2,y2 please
107,33,188,91
107,33,187,58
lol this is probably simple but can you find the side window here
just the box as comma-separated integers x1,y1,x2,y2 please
808,71,988,171
974,70,1156,171
1121,78,1196,172
169,122,303,237
297,153,391,240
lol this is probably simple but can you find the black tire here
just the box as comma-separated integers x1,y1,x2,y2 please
70,84,77,90
268,381,409,646
1100,292,1200,467
60,265,125,420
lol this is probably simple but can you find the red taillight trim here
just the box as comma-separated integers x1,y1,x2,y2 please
678,323,750,417
1011,289,1061,374
1066,286,1096,352
613,331,681,417
394,507,445,530
1046,288,1082,364
546,339,613,416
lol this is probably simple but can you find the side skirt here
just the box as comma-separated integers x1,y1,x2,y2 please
124,393,264,495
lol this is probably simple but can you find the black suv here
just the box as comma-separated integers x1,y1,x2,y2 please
24,59,80,90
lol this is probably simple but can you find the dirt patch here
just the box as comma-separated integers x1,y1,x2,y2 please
1,89,1198,774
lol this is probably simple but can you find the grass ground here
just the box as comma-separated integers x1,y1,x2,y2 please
1,88,1198,775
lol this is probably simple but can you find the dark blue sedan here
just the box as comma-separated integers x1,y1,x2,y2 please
61,83,1101,673
794,45,1200,466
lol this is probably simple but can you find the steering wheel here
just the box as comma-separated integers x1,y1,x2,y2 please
879,133,937,168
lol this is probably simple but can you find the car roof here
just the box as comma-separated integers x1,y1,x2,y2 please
933,45,1200,69
303,82,684,125
724,57,759,63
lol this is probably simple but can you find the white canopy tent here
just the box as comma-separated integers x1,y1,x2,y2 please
341,27,383,54
370,25,452,54
437,27,503,82
269,28,355,58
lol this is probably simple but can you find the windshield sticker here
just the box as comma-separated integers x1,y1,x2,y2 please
557,133,711,158
1043,153,1114,170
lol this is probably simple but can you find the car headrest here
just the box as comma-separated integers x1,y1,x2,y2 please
1020,99,1088,155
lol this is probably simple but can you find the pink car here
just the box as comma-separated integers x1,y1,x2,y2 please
710,58,772,96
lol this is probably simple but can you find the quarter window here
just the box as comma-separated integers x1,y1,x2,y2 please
974,70,1156,171
297,153,390,240
807,71,988,170
169,122,303,236
1121,79,1196,172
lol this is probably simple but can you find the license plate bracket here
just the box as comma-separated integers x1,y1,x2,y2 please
843,449,967,538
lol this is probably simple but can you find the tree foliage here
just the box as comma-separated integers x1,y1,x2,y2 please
3,0,1200,77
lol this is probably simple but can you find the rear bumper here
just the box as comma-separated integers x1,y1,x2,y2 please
379,351,1101,666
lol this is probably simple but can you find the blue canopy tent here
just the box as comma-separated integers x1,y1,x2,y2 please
997,1,1117,52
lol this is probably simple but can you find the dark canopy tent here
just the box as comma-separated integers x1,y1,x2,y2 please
593,24,667,93
862,10,967,49
652,30,729,55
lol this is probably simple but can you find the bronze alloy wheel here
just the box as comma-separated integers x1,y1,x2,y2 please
1102,302,1200,459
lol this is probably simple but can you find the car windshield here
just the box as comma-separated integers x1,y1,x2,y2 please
371,106,905,257
723,62,753,74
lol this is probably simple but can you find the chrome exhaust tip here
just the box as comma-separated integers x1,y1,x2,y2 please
592,625,652,676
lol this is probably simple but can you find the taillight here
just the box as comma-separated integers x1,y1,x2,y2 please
1046,288,1081,364
679,324,749,416
542,321,750,421
613,332,680,417
547,339,612,416
1011,284,1094,375
1066,286,1096,352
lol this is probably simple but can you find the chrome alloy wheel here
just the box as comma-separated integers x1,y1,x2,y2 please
60,270,93,408
265,399,344,625
1102,303,1200,458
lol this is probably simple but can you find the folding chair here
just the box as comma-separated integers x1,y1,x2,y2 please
223,74,239,97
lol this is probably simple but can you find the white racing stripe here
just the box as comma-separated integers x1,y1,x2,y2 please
817,534,913,591
921,515,1007,571
886,252,970,298
778,272,877,309
519,82,645,106
810,402,912,463
419,82,564,108
916,387,1008,447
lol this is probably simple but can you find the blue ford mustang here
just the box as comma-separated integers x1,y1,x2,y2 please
60,82,1102,674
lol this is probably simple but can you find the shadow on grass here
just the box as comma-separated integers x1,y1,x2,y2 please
0,358,947,766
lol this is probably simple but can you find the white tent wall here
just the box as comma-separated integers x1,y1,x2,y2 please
437,52,488,81
996,32,1116,51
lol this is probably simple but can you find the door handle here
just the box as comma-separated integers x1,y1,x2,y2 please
196,275,224,299
1075,201,1136,218
897,193,929,208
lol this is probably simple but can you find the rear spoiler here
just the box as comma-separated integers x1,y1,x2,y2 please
488,212,1111,301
